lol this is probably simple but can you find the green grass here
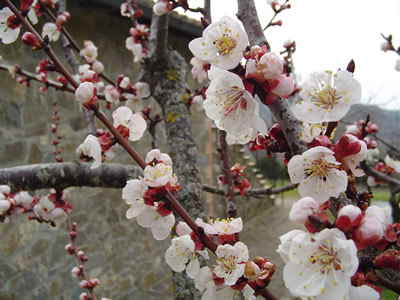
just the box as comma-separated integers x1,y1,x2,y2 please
382,287,398,300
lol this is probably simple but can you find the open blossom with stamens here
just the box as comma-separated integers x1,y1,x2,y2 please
204,67,267,137
143,162,177,187
76,134,102,169
214,241,249,285
0,7,21,44
287,146,348,203
293,70,361,123
277,228,358,299
112,106,146,141
189,16,248,70
165,234,209,278
194,266,234,299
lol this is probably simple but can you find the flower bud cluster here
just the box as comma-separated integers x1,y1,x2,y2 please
345,119,379,149
122,149,179,240
218,163,251,195
120,1,144,18
125,23,149,63
0,185,35,219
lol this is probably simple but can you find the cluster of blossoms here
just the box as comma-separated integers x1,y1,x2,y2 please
123,11,149,63
104,75,150,110
218,163,251,195
0,186,71,223
346,119,379,149
367,155,400,187
279,193,398,300
165,216,275,299
188,16,297,146
122,149,179,240
75,105,147,169
287,133,367,202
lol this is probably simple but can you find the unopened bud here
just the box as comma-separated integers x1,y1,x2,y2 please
22,32,40,49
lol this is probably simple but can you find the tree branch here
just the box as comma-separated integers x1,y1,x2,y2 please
218,130,237,218
361,161,400,190
202,183,298,197
236,0,306,156
58,0,96,136
149,4,169,62
0,162,142,192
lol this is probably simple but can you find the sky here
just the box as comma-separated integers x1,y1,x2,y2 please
175,0,400,110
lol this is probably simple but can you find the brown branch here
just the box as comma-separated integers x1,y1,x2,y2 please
218,130,237,218
202,183,298,197
361,161,400,188
0,63,108,101
57,0,96,136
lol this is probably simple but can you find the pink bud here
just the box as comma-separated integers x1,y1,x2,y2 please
71,266,81,277
289,197,319,224
336,205,362,232
353,217,384,250
271,75,294,98
153,2,169,16
375,249,400,270
22,32,40,49
0,200,11,214
79,292,89,300
80,70,98,83
77,250,85,258
92,61,104,74
80,280,90,289
75,82,97,104
89,278,100,286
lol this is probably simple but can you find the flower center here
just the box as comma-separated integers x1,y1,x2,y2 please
308,86,342,111
216,256,237,274
308,244,343,275
213,24,237,55
217,86,247,117
305,159,336,180
6,15,21,30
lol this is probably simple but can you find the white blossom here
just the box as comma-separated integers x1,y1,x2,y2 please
122,178,147,219
204,67,267,137
112,106,147,141
384,155,400,173
42,22,60,42
278,228,358,300
214,241,249,285
293,70,361,123
126,38,145,62
136,204,175,240
189,16,248,70
143,163,177,187
80,41,98,63
287,146,348,203
76,134,102,169
289,197,320,224
0,7,20,44
165,234,209,278
153,2,169,16
75,82,97,104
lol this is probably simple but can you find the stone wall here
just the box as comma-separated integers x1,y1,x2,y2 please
0,2,274,300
